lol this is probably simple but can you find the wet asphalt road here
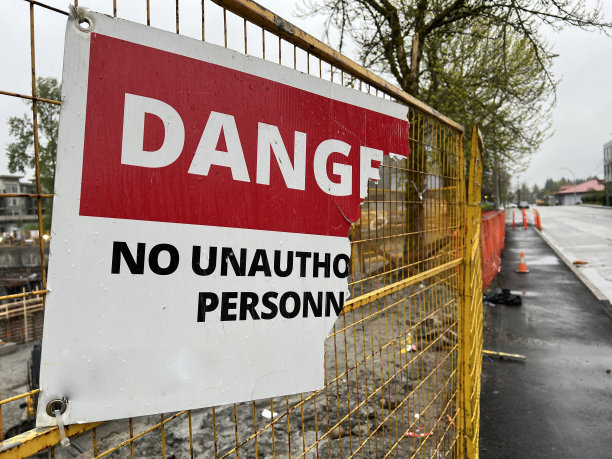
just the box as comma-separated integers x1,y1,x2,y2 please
479,224,612,458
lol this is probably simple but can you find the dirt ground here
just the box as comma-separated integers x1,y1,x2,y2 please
2,280,459,458
0,342,37,438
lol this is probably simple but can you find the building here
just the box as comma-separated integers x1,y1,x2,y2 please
553,179,604,206
0,175,43,237
605,140,612,199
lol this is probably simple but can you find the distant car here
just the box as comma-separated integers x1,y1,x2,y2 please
518,201,529,209
507,203,517,208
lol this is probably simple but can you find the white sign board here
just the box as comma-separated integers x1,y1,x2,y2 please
37,11,410,426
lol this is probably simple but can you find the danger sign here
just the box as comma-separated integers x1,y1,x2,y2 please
37,11,410,425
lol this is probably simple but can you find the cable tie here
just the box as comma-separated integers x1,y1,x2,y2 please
53,408,71,447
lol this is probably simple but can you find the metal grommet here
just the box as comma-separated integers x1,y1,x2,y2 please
75,16,94,33
46,398,68,417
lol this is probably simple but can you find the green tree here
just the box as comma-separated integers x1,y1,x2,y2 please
544,178,558,194
7,77,61,194
532,183,541,201
426,23,554,203
519,182,532,203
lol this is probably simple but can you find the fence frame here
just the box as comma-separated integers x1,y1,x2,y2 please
458,126,484,458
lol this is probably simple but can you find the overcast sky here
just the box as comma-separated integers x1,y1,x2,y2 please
1,0,610,188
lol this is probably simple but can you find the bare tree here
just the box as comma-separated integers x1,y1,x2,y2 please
300,0,610,203
302,0,609,96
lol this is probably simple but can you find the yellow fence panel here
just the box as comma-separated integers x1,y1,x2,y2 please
458,127,485,458
0,1,483,457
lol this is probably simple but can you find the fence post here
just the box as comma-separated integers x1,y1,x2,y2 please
456,130,467,458
459,126,484,458
23,287,29,344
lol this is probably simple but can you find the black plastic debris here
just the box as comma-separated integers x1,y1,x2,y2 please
484,288,522,306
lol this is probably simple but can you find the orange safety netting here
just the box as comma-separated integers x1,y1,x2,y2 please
481,210,506,289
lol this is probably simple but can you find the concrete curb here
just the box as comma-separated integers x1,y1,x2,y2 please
534,227,612,319
580,204,612,210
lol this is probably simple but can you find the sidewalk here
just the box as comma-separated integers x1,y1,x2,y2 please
537,205,612,309
479,224,612,458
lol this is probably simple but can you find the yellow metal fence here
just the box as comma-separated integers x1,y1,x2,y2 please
458,128,485,458
0,0,483,457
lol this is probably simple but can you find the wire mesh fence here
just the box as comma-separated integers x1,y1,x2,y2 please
0,1,483,457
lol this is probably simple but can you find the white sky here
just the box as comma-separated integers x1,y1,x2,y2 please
0,0,610,188
524,0,612,187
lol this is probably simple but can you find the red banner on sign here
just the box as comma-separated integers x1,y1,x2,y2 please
80,34,410,237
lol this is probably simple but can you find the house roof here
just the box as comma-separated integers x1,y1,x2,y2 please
554,179,604,195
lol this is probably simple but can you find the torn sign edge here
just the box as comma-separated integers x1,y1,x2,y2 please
37,10,409,426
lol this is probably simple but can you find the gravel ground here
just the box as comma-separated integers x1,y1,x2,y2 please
2,280,459,458
0,341,37,438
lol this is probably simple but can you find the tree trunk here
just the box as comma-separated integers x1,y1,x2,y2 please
407,31,421,95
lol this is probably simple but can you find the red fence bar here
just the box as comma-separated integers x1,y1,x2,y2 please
481,210,506,289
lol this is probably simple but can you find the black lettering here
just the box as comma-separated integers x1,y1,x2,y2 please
279,291,301,318
313,252,331,278
333,254,350,278
303,291,323,317
239,291,260,320
111,241,145,274
197,292,219,322
247,249,272,277
273,250,293,277
221,292,238,321
325,291,345,316
221,247,247,276
192,246,217,276
261,292,278,320
148,243,179,275
295,251,312,277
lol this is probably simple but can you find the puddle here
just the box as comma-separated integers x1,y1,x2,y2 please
524,255,559,265
510,291,540,297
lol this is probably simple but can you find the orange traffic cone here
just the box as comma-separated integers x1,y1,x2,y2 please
516,251,529,273
512,212,516,231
